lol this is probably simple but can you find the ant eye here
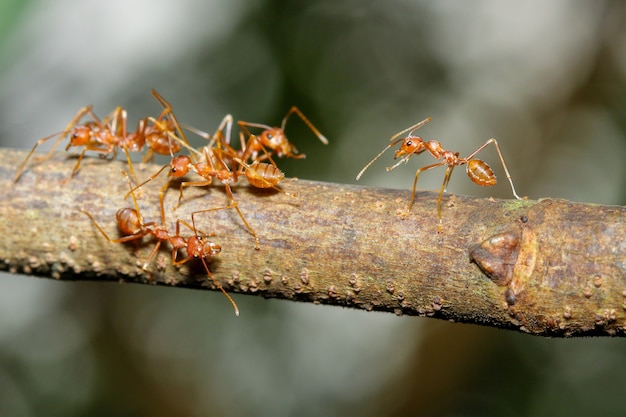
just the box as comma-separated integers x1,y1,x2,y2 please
266,133,273,140
193,254,199,258
406,140,413,146
171,167,177,173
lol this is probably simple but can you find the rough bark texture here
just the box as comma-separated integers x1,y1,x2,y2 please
1,149,625,336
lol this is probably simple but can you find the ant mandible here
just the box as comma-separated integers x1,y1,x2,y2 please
82,172,239,315
356,117,523,233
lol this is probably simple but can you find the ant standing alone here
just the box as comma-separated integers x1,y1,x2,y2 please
357,117,523,233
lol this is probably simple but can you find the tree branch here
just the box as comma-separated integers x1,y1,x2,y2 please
2,149,624,336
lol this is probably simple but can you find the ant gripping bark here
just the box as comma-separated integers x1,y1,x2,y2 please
180,115,298,194
14,89,188,183
356,117,523,233
82,172,239,315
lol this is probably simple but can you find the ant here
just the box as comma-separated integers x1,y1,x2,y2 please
237,106,329,163
356,117,523,233
81,172,239,315
13,89,188,183
127,143,259,250
128,128,297,251
142,89,189,161
181,115,298,193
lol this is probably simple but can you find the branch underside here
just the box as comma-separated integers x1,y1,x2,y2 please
1,149,625,337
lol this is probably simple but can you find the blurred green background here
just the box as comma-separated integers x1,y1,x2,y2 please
1,1,625,416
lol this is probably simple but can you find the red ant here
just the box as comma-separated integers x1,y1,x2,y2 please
81,172,239,315
237,106,328,163
142,89,189,161
127,144,257,249
13,89,187,183
356,117,523,233
181,115,298,193
129,128,298,251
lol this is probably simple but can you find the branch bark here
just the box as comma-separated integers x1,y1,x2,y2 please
2,149,625,337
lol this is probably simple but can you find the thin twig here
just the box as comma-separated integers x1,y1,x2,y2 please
1,149,625,336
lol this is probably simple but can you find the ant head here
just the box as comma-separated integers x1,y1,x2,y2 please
394,137,425,159
169,155,191,177
187,235,221,258
69,125,93,146
260,128,296,156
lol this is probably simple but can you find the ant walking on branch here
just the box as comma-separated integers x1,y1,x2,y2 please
128,123,282,250
131,115,300,250
356,117,523,233
14,89,188,183
237,106,329,162
129,145,262,250
181,114,298,194
81,172,239,316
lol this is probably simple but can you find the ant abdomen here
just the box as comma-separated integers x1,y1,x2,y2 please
146,128,183,156
115,208,142,235
245,162,285,188
466,159,497,187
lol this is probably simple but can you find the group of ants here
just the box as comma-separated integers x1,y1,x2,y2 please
13,89,523,316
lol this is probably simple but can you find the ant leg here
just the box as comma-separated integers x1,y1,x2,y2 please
121,147,140,184
14,106,96,182
103,106,124,135
436,165,456,234
151,89,190,148
172,218,239,315
142,148,154,163
124,164,169,201
146,116,206,163
177,218,215,237
65,145,110,182
14,131,65,182
237,124,284,163
212,114,233,146
402,162,445,218
282,106,329,145
122,169,146,226
173,253,239,316
81,210,147,244
201,258,239,316
174,180,213,210
191,185,260,250
63,148,89,184
464,138,522,200
109,106,139,184
138,240,163,274
238,120,271,132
